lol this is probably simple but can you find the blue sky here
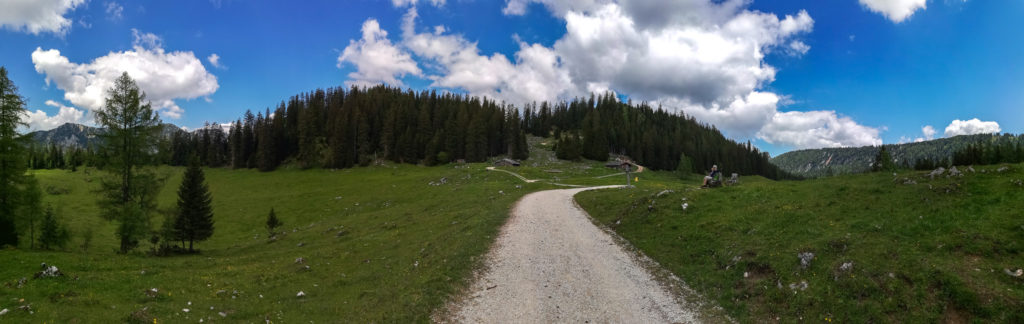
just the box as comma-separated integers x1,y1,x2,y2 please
0,0,1019,156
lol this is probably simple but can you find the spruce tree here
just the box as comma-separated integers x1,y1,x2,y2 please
0,66,27,247
95,72,163,254
266,208,282,238
174,155,215,252
38,206,69,250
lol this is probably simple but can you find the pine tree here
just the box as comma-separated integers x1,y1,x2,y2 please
95,72,163,253
0,66,27,247
38,206,69,250
266,208,282,238
174,155,215,252
18,175,44,249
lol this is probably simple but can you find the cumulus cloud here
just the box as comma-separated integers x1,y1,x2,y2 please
105,1,124,21
758,110,882,149
944,118,1000,137
23,100,88,131
399,8,575,105
858,0,927,23
338,19,422,88
207,53,226,69
0,0,85,35
912,125,936,142
349,0,878,149
31,30,219,119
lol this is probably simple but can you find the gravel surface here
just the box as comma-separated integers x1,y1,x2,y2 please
446,186,701,323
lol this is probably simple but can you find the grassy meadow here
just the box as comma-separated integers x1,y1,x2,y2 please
1,163,559,323
577,164,1024,322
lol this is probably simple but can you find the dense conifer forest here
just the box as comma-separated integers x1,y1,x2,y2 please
28,85,793,179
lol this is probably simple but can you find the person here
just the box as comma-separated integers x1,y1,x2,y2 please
701,165,721,188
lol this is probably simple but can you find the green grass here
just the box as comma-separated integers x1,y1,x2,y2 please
577,165,1024,322
1,163,551,322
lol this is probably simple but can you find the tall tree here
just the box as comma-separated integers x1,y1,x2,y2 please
174,155,215,252
95,72,164,254
0,66,28,247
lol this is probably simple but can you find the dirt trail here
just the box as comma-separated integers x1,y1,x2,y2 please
443,186,701,323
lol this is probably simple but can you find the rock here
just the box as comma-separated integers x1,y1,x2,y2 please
145,288,159,298
34,265,63,278
219,312,228,317
948,166,962,177
967,166,976,173
335,230,348,237
0,308,7,316
656,189,675,197
680,203,689,211
998,166,1010,172
182,308,190,313
16,277,25,288
928,167,946,179
839,262,854,272
1012,179,1023,187
296,242,305,247
902,178,917,185
295,257,306,264
798,252,815,269
788,280,809,291
1005,268,1023,278
296,291,306,298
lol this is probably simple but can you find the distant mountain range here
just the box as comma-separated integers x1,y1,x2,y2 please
770,134,1024,178
27,123,186,148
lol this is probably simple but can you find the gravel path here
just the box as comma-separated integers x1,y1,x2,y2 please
445,186,701,323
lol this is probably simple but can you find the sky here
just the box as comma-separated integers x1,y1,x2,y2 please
0,0,1020,157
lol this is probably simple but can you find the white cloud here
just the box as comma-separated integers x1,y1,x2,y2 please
758,110,882,149
392,0,445,8
31,30,219,119
207,53,226,69
858,0,927,23
105,1,124,21
921,125,936,139
23,100,88,131
944,118,1001,137
379,0,876,149
0,0,85,35
338,19,422,88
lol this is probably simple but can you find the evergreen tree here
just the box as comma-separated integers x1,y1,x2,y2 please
18,175,43,249
266,208,282,238
0,66,27,247
676,152,694,178
38,206,69,250
95,72,163,254
174,155,215,252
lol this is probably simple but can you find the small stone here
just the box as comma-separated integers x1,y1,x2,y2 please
219,312,227,317
798,252,815,269
296,242,305,247
297,291,306,298
0,308,8,316
840,262,854,272
183,308,190,313
295,257,306,264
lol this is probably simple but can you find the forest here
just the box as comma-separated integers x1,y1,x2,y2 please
27,85,793,179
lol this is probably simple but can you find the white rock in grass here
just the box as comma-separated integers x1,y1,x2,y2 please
296,291,306,298
0,308,8,316
183,308,190,313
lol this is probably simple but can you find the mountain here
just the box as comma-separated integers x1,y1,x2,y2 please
27,123,101,148
28,122,186,148
771,133,1024,177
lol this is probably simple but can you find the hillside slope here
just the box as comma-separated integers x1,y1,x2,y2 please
771,134,1024,177
577,164,1024,322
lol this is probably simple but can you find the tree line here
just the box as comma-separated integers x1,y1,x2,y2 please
164,86,529,171
523,93,794,179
